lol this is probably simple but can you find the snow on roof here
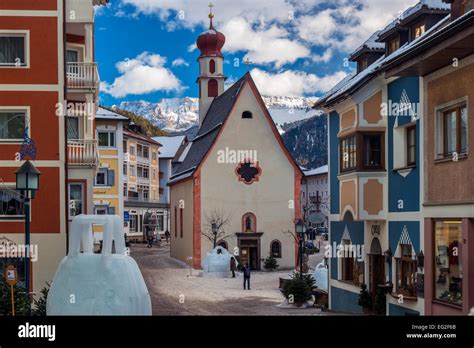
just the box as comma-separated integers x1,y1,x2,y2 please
317,12,452,107
351,30,385,58
304,165,328,177
378,0,450,39
153,135,186,159
177,142,192,163
96,107,129,121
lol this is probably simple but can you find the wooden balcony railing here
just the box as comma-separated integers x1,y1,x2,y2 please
67,139,99,167
66,62,100,91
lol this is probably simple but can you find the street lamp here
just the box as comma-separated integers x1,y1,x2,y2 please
15,160,41,316
295,219,306,278
211,222,218,248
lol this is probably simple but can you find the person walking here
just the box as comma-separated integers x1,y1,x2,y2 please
242,263,251,290
230,257,237,278
165,230,170,243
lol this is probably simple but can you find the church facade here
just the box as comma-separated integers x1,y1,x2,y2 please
169,13,302,270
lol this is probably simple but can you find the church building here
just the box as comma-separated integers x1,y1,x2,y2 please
168,9,302,270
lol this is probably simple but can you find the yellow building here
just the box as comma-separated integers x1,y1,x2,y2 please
123,125,165,241
92,107,128,242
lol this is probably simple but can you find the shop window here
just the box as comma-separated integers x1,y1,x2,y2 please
0,111,25,141
340,135,357,172
271,240,282,258
395,244,417,297
0,186,24,219
129,214,138,232
434,220,463,306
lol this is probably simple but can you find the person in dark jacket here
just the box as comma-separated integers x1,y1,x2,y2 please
230,257,237,278
165,230,170,243
242,263,251,290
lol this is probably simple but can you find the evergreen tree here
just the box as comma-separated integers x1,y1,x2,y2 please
357,283,372,313
263,253,279,271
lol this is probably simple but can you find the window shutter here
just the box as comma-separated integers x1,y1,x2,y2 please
108,206,116,215
108,170,115,186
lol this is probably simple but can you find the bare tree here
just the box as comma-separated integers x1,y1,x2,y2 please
202,209,233,249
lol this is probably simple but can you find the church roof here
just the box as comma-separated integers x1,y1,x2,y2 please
169,72,302,185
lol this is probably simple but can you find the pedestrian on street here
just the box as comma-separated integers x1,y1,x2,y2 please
230,257,237,278
146,228,154,248
165,230,170,243
242,263,251,290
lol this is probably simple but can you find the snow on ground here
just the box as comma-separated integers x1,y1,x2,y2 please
131,241,337,316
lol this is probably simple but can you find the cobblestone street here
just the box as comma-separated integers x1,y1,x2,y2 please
131,242,332,316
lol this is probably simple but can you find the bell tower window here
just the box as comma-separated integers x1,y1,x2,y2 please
208,79,218,97
209,59,216,73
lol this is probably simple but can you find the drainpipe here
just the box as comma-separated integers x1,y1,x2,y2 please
63,0,69,253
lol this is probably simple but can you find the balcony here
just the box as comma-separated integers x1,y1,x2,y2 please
137,155,150,165
67,139,99,167
137,176,149,185
66,62,100,93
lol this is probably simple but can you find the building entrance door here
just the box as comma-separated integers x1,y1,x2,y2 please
240,246,258,270
237,234,262,270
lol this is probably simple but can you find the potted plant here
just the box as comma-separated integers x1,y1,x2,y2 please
357,283,372,314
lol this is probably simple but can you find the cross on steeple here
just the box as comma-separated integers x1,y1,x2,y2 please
208,2,215,28
243,57,253,70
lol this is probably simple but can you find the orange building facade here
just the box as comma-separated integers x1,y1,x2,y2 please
0,0,107,296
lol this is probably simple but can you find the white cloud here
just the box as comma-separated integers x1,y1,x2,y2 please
221,17,310,68
172,58,190,67
297,0,419,53
120,0,417,65
101,52,184,98
250,68,347,97
312,48,333,63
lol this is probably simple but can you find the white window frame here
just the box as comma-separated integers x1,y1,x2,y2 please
0,183,25,220
0,30,30,68
0,106,30,143
66,43,84,63
98,131,116,148
68,182,85,221
434,96,469,160
94,168,110,187
129,164,136,177
94,206,108,215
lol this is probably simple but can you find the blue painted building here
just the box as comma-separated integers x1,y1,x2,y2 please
314,1,452,315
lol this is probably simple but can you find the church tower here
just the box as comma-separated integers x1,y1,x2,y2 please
196,4,226,125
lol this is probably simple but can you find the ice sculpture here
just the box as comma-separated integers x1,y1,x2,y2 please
312,261,328,292
46,215,152,315
201,246,236,278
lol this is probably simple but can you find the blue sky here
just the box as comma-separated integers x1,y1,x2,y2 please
95,0,420,106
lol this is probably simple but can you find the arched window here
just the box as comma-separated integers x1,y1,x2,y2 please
271,240,282,258
217,240,228,250
242,111,253,119
209,59,216,73
208,79,218,97
242,212,256,232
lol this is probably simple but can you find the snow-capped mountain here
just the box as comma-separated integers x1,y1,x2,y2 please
116,96,320,134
